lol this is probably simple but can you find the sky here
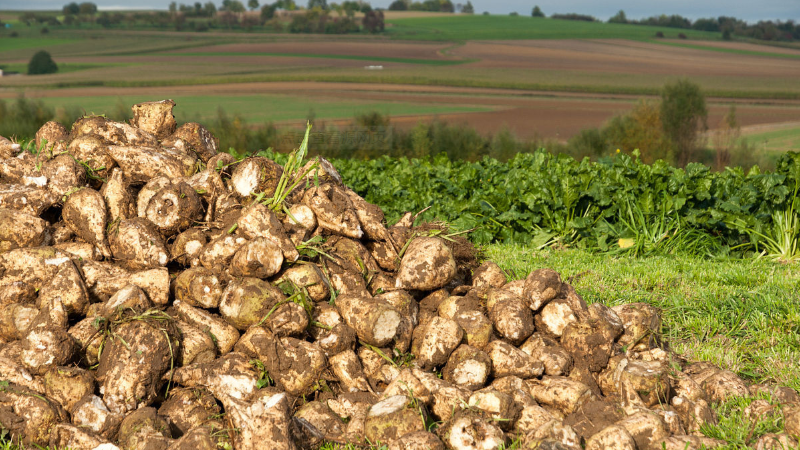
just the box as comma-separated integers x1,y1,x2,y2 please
3,0,799,22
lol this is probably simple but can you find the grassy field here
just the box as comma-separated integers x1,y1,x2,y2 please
0,36,76,51
386,15,721,41
0,61,118,74
35,93,490,123
741,126,800,153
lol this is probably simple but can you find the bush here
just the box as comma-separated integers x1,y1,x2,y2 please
722,29,732,40
661,79,707,167
27,50,58,75
10,31,19,37
362,10,384,33
388,0,407,10
41,27,50,34
678,33,687,39
608,10,626,24
551,13,596,22
567,128,606,159
0,97,81,141
655,31,664,38
603,100,672,164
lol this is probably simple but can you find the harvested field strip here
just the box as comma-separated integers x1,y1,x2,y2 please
651,40,800,59
0,62,127,74
37,94,491,123
21,72,800,100
485,245,800,390
174,51,474,66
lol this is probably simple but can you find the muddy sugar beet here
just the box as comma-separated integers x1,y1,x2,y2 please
1,100,798,450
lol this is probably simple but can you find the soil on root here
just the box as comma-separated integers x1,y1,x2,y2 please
413,222,480,276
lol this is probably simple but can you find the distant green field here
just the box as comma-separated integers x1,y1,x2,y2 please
175,51,472,66
0,36,75,51
385,15,721,41
0,62,112,74
37,94,490,123
741,126,800,152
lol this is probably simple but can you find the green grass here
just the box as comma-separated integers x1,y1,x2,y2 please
0,36,75,51
385,15,722,41
653,40,800,59
174,51,472,66
37,93,490,123
484,245,800,392
741,126,800,153
0,62,113,74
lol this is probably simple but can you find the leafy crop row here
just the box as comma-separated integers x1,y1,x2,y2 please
335,151,800,258
255,147,800,258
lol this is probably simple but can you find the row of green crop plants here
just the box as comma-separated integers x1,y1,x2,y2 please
320,150,799,261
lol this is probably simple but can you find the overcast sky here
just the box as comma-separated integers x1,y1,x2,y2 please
3,0,798,22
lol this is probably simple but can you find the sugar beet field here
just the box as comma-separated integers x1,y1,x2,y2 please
0,98,798,450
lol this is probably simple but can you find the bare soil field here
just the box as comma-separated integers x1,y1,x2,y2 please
171,41,452,60
678,39,800,54
4,33,800,141
9,81,800,140
454,39,800,78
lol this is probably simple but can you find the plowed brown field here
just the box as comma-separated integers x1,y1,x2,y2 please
453,39,800,77
5,36,800,140
16,82,797,140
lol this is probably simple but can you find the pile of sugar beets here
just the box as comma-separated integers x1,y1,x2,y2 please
0,100,799,450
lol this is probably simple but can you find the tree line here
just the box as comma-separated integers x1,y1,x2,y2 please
532,5,800,42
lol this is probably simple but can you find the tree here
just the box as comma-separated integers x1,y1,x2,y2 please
78,2,97,15
308,0,327,9
388,0,407,10
722,28,732,40
362,10,383,33
531,5,544,17
248,0,259,9
62,2,80,15
461,1,473,14
608,10,626,24
712,106,739,170
169,1,177,13
28,50,58,75
660,79,708,167
221,0,246,12
261,3,276,19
